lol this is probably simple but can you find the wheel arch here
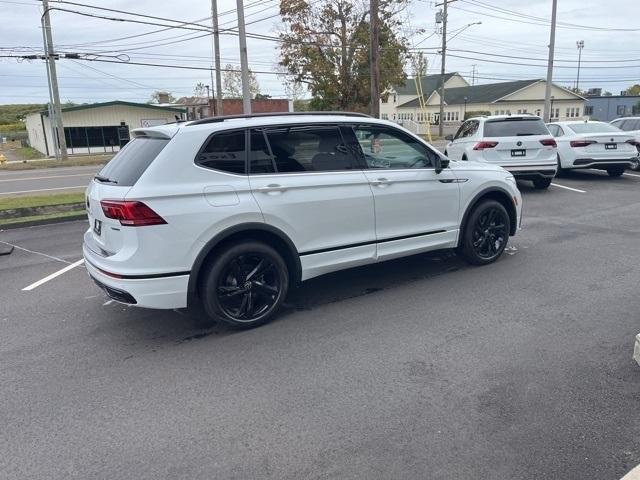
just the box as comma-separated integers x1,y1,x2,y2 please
187,223,301,309
458,187,518,247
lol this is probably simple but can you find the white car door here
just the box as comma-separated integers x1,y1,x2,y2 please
348,124,460,261
248,125,376,280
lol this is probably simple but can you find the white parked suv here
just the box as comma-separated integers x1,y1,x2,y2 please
444,115,558,189
83,113,522,328
546,120,639,176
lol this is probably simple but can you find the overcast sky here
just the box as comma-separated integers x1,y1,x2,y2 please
0,0,638,105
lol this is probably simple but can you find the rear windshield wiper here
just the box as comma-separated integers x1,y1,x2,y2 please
94,175,118,184
516,133,536,136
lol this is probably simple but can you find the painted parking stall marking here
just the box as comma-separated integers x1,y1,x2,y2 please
550,182,586,193
623,172,640,178
22,259,85,291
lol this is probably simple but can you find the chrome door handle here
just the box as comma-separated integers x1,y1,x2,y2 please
257,184,287,193
370,178,390,186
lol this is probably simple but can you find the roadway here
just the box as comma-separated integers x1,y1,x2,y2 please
0,165,101,196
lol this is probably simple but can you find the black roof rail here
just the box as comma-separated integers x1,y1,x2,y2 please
187,111,371,126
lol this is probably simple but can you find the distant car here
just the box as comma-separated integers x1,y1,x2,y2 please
610,117,640,170
444,115,557,190
83,112,522,329
546,121,638,176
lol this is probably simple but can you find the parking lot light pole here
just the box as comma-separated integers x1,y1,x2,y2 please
543,0,558,122
575,40,584,92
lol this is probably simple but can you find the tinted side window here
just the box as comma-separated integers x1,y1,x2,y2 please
249,129,275,174
483,118,549,137
197,130,246,174
453,122,468,140
98,137,169,187
353,125,438,169
264,126,356,173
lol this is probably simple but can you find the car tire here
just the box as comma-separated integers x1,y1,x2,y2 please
629,158,640,171
532,178,552,189
199,241,289,329
461,154,468,161
607,166,625,177
458,199,510,266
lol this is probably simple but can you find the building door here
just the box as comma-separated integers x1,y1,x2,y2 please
117,125,130,148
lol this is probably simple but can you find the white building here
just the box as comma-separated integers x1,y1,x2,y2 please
380,73,585,134
26,101,185,156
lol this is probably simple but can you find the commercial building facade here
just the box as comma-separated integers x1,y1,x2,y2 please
584,95,640,122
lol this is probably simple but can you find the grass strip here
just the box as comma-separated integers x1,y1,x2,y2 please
0,209,86,227
0,155,111,171
0,192,85,211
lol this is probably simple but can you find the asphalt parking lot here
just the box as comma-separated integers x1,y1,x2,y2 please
1,169,639,479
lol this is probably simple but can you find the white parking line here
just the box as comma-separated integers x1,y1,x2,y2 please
0,185,87,195
22,259,85,291
550,183,586,193
623,172,640,178
0,173,93,183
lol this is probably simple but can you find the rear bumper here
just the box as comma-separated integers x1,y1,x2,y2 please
571,158,635,169
83,244,189,309
502,163,557,179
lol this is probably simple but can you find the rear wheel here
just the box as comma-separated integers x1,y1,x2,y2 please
607,166,625,177
628,158,639,171
200,241,289,329
458,200,510,265
532,178,552,189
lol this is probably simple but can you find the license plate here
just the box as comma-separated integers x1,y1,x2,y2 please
93,219,102,236
605,143,617,150
511,149,526,157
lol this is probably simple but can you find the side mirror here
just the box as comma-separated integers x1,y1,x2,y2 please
445,134,454,141
434,156,449,174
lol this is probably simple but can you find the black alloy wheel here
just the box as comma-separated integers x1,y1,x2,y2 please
201,241,288,328
459,200,510,265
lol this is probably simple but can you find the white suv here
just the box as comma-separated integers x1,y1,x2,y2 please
444,115,558,189
83,113,522,328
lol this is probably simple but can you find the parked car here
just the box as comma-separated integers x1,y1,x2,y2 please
83,112,522,329
610,117,640,170
444,115,557,190
546,120,638,176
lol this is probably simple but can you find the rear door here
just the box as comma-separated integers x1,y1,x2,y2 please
348,124,460,260
479,117,555,167
86,135,170,255
248,124,376,275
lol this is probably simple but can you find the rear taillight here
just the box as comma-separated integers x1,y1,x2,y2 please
100,200,167,227
473,141,499,150
540,138,557,147
570,140,596,148
626,139,639,146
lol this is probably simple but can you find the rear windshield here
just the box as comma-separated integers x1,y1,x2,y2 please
483,118,549,137
567,123,621,134
98,137,169,186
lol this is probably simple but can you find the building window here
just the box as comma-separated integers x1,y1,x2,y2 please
381,113,388,120
393,94,397,103
523,109,528,113
575,107,580,117
633,105,640,115
536,109,541,117
555,108,559,119
584,106,594,116
617,105,626,115
454,112,459,121
517,109,522,114
494,110,499,115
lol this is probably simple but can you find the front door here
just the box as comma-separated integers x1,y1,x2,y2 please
348,124,461,261
248,125,376,280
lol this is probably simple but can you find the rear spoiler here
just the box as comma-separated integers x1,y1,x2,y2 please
131,125,179,140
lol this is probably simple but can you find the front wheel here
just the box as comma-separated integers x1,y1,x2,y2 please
458,200,510,265
607,166,625,177
532,178,552,189
200,241,289,329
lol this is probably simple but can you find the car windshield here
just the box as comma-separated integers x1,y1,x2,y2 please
567,123,621,134
483,118,549,137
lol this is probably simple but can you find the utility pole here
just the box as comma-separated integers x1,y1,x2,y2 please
543,0,558,122
471,64,477,85
236,0,251,114
437,0,449,136
41,0,68,160
575,40,584,92
211,0,223,116
369,0,380,118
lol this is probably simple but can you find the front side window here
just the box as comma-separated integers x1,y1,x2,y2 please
352,125,437,170
197,130,246,174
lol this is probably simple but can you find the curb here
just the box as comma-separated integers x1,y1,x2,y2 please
0,213,87,230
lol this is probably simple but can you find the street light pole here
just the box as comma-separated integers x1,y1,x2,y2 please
575,40,584,92
236,0,251,114
211,0,223,116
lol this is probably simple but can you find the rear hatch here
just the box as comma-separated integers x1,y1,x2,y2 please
86,132,171,256
479,117,556,165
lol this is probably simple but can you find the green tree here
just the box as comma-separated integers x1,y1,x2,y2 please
222,64,261,98
625,84,640,96
278,0,408,111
